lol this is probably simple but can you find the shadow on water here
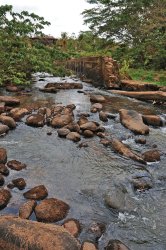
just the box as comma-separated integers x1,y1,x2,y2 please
0,75,166,250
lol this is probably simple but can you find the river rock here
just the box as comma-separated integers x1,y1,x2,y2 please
6,85,20,92
142,115,162,127
88,222,106,241
66,132,81,142
78,142,89,148
0,96,20,106
23,185,48,200
63,219,81,237
111,138,145,164
135,138,146,144
96,126,105,133
80,122,98,132
10,107,29,121
105,239,130,250
7,160,26,171
90,95,106,103
35,198,70,222
0,164,9,176
78,116,89,126
0,115,16,129
142,149,160,162
131,176,153,191
26,114,45,127
0,124,9,135
45,82,83,89
39,87,58,93
83,130,94,138
19,200,37,219
0,215,81,250
99,111,108,122
100,139,112,147
91,103,103,111
51,114,73,128
57,128,70,137
0,174,4,186
119,109,149,134
0,148,7,164
12,178,26,190
65,122,80,133
81,242,97,250
105,188,126,210
96,132,105,138
66,104,76,110
0,189,11,209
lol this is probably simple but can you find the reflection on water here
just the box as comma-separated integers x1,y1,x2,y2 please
1,75,166,250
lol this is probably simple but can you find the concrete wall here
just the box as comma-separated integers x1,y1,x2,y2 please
55,56,121,89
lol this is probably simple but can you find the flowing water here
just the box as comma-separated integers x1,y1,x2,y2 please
0,75,166,250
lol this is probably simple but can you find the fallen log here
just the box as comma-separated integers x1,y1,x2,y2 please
120,79,159,91
111,90,166,102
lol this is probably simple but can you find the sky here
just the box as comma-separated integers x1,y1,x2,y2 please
1,0,91,37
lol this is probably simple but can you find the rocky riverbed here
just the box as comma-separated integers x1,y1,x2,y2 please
0,74,166,250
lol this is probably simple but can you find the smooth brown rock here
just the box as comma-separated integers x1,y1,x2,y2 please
35,198,70,222
45,82,83,89
66,132,81,142
10,108,29,121
65,122,80,133
90,95,106,103
0,215,81,250
51,114,73,128
96,132,105,138
0,189,11,209
0,164,9,176
119,109,149,135
23,185,48,200
78,116,89,126
81,242,97,250
78,142,89,148
63,219,81,237
19,200,37,219
12,178,26,190
111,138,145,164
0,115,16,129
142,115,162,127
39,87,58,93
91,103,103,111
99,111,108,122
80,122,98,132
100,139,111,147
57,128,70,137
26,114,45,127
0,96,20,106
135,138,146,144
83,130,94,138
111,90,166,102
0,124,9,135
0,148,7,164
7,160,26,171
142,149,160,162
105,239,130,250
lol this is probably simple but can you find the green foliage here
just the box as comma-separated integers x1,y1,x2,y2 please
0,5,71,85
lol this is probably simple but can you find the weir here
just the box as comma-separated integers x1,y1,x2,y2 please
55,56,121,88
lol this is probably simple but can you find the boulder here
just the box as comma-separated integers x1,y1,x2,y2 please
0,96,20,106
81,242,97,250
57,128,70,137
0,189,11,209
90,95,106,103
0,216,81,250
23,185,48,200
80,122,98,132
119,109,149,135
99,111,108,122
26,114,45,127
105,239,130,250
10,108,29,121
0,124,9,135
78,116,89,126
111,138,145,164
0,115,16,129
83,130,94,138
51,114,73,128
63,219,81,237
35,198,70,222
0,148,7,164
12,178,26,190
142,115,162,127
19,200,37,219
7,160,26,171
66,132,81,142
142,149,160,162
0,164,9,176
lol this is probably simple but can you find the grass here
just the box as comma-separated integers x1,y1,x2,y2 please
128,68,166,86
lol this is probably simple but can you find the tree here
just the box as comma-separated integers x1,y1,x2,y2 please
83,0,166,69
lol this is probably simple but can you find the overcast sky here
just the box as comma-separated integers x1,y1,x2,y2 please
1,0,91,37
